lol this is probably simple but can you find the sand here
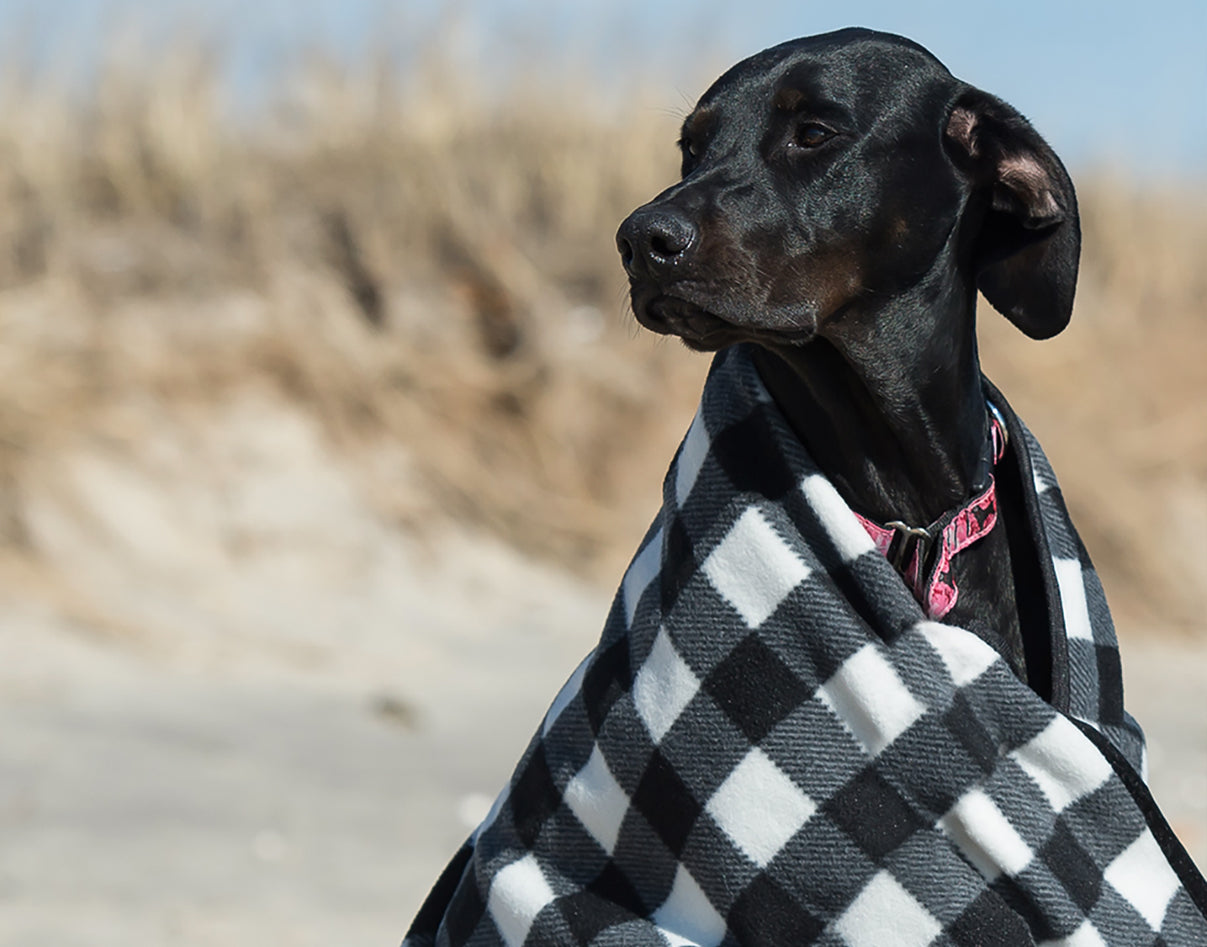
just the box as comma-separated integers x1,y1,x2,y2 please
0,390,1201,946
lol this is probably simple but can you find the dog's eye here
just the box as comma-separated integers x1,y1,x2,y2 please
792,123,834,149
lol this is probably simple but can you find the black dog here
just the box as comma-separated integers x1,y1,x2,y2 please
404,33,1207,946
616,27,1080,691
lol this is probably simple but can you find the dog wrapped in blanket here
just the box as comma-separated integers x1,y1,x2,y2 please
405,29,1207,946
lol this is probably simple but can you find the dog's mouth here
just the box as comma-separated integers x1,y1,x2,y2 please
633,293,816,352
633,295,740,351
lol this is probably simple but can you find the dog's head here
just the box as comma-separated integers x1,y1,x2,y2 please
616,29,1080,351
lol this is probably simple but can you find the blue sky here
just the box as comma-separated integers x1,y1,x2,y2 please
2,0,1204,177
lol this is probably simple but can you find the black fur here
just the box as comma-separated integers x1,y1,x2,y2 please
615,28,1081,682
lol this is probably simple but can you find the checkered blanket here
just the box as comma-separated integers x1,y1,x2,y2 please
404,344,1207,946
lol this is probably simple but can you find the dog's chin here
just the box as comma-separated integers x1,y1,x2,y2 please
633,295,816,352
633,297,739,351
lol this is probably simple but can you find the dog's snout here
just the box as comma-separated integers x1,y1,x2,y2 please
616,207,698,276
645,211,695,259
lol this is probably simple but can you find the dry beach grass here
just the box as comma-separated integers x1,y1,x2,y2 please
0,37,1203,629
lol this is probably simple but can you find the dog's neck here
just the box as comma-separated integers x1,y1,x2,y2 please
752,274,990,528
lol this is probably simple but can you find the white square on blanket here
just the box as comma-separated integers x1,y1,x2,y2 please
675,406,710,507
634,628,701,743
834,871,941,947
653,864,727,947
623,527,664,628
702,507,811,628
486,854,556,947
1012,716,1113,813
939,788,1034,880
1053,557,1094,641
706,747,817,867
1104,830,1181,931
819,644,925,756
565,746,630,855
917,620,999,687
1038,918,1109,947
799,473,875,562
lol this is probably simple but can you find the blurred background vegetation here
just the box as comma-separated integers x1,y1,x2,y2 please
0,3,1202,633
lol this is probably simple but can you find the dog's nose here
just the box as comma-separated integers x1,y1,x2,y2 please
616,207,698,276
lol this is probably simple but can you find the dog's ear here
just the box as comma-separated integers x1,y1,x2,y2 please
945,88,1080,339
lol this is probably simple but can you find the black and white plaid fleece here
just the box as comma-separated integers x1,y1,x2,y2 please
405,344,1207,946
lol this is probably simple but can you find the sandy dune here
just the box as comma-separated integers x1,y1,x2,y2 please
0,391,1201,947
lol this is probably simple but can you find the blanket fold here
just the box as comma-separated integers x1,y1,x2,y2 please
405,345,1207,946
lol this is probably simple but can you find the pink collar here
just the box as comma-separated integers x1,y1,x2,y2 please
853,408,1008,620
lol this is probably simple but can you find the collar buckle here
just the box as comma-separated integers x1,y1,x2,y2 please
884,521,934,574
